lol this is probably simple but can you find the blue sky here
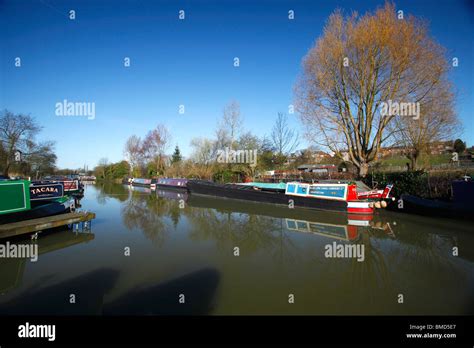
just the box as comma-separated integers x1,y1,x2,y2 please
1,0,473,169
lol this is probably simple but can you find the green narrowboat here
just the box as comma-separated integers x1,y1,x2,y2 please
0,179,76,225
0,180,31,215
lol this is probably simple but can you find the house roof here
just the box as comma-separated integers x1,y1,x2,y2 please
297,164,337,169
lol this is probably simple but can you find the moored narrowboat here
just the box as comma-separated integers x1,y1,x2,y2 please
0,180,76,225
388,178,474,220
0,196,76,225
236,182,287,192
0,180,31,215
187,180,390,215
42,176,84,196
154,178,188,190
30,181,64,201
131,178,153,187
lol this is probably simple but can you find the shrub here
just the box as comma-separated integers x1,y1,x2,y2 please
363,170,471,199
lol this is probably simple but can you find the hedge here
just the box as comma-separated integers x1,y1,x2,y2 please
363,170,473,200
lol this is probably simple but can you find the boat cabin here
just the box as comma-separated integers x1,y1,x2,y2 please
285,182,358,201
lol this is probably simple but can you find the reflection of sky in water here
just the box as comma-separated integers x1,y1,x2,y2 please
0,183,473,315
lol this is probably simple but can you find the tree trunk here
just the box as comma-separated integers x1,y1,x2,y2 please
406,149,419,171
4,159,10,177
410,156,418,171
358,162,369,178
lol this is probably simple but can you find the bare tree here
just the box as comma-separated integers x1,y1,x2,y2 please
295,2,455,176
270,113,299,155
123,135,143,175
217,100,243,150
190,137,216,165
26,141,57,178
142,124,171,175
390,87,459,170
0,110,42,176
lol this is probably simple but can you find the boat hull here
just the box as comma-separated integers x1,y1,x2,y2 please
0,197,75,225
131,178,152,188
131,182,151,187
153,178,188,191
154,184,188,191
389,194,474,220
187,180,349,213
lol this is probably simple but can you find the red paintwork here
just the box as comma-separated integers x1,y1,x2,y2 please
347,214,373,221
62,181,79,191
357,184,393,200
347,207,374,214
347,184,358,201
346,225,359,240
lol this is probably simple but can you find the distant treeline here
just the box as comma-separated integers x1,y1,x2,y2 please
94,160,131,181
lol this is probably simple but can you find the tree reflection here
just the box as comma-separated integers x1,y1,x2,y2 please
185,203,302,263
121,191,177,246
332,219,468,314
95,182,130,205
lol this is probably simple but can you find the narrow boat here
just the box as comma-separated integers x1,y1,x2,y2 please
0,180,75,225
357,184,393,201
389,179,474,220
187,180,390,215
131,178,152,187
154,178,188,190
42,176,84,196
0,180,31,215
236,182,287,192
0,196,75,225
122,177,133,185
238,181,393,206
30,181,64,201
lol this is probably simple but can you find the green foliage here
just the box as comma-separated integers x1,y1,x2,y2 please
146,162,158,177
212,168,245,183
364,171,429,198
171,145,182,164
94,160,131,180
256,150,275,171
453,139,466,154
364,170,470,200
112,161,130,178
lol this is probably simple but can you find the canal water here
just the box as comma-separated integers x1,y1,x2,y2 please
1,183,473,315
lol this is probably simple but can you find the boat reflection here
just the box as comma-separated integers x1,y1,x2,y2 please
129,185,152,194
285,219,360,241
105,185,470,271
187,194,396,242
156,189,188,201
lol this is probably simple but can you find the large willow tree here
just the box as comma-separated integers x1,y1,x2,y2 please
295,2,454,176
